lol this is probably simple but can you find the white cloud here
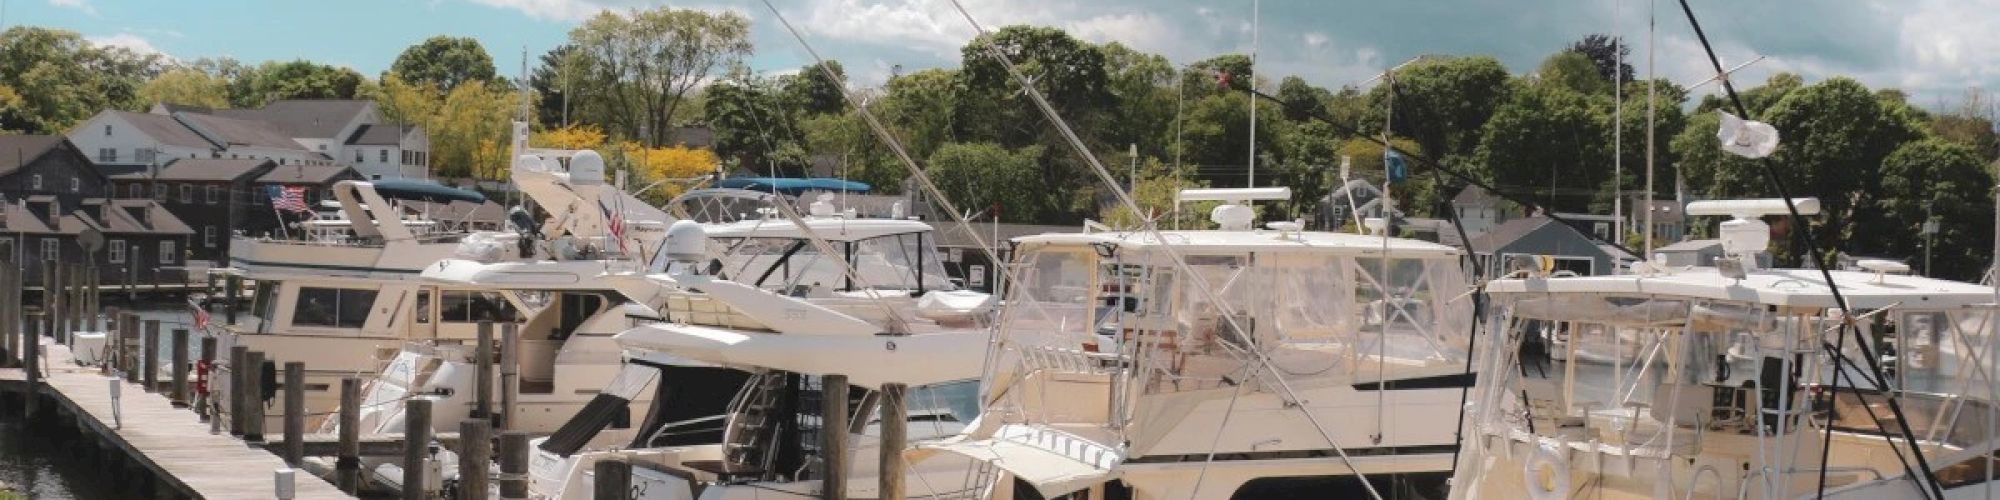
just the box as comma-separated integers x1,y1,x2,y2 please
463,0,612,21
87,33,169,59
49,0,96,16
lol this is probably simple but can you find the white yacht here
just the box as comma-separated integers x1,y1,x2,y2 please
1450,198,2000,500
912,187,1479,500
521,209,1001,499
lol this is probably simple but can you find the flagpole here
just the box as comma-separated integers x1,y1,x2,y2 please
1246,0,1260,188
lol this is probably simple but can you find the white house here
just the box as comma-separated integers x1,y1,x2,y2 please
206,100,429,180
66,110,333,177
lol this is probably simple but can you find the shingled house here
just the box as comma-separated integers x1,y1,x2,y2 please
0,135,193,288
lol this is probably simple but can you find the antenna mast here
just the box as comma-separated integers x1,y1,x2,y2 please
1246,0,1260,187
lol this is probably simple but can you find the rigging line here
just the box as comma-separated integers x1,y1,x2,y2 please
941,2,1385,499
1185,366,1253,500
756,0,1077,393
1827,347,1928,497
1671,1,1947,498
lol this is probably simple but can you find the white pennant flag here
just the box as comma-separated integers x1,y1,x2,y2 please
1716,111,1780,159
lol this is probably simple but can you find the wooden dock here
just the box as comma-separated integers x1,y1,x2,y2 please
2,340,351,499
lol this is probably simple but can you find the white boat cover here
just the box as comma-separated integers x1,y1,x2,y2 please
921,424,1122,499
614,322,985,388
914,290,996,322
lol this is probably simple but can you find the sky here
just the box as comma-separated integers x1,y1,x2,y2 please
12,0,2000,109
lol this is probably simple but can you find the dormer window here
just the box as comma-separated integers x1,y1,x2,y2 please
30,174,41,190
69,177,78,193
104,124,112,136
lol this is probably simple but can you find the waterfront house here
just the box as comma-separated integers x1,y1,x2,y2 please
0,134,194,288
167,99,430,180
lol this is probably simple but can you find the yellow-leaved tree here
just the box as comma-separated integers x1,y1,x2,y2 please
532,124,607,150
615,141,718,203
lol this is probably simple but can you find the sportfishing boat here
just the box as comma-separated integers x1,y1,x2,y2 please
520,204,1000,499
1450,198,2000,500
909,187,1478,500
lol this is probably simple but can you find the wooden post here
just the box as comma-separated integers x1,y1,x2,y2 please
55,260,70,344
878,383,907,500
141,319,160,391
499,431,530,499
23,265,41,419
475,321,494,421
171,328,190,407
45,259,60,347
244,350,267,442
821,374,850,500
593,458,630,500
337,377,363,494
229,345,249,436
225,275,241,325
1,266,15,367
283,361,305,466
402,398,433,500
500,323,519,431
197,336,217,419
459,419,492,500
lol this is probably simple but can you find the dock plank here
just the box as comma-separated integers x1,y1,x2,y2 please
7,340,351,499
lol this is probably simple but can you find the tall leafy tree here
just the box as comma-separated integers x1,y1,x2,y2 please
1098,42,1177,155
230,60,364,107
1872,138,1994,280
566,7,751,144
878,68,961,161
0,26,162,133
389,36,499,93
1475,83,1611,213
1536,51,1611,96
140,67,230,109
782,60,846,117
957,25,1110,147
1361,56,1513,167
926,143,1047,222
1567,34,1634,84
704,75,807,176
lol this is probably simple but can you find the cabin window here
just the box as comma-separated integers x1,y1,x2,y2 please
293,287,378,328
207,185,222,204
437,290,521,323
415,290,431,324
41,238,57,257
179,184,193,203
159,240,176,263
108,240,125,264
30,174,41,190
153,184,167,201
69,177,79,193
204,226,217,247
128,184,143,198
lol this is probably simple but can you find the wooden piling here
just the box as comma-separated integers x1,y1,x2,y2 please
458,419,491,500
225,275,241,325
196,335,216,419
23,273,41,419
337,377,362,493
142,319,160,391
499,431,529,499
500,323,519,431
171,328,190,407
593,457,630,500
44,259,59,347
821,374,850,500
54,260,69,344
878,383,907,500
229,345,249,436
402,398,433,500
1,266,16,367
244,350,266,442
475,321,494,421
283,361,305,466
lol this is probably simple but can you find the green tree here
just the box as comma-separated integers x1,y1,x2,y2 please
1360,56,1513,165
957,25,1110,147
0,26,161,133
1606,78,1689,209
1567,34,1634,84
782,60,846,117
1756,77,1925,258
705,75,807,175
1873,138,1995,280
1276,76,1333,123
231,60,364,107
1537,51,1611,96
1183,54,1253,101
1098,42,1177,155
427,80,522,179
877,68,961,161
567,7,751,144
926,143,1047,223
139,67,229,109
1475,84,1611,213
390,36,499,93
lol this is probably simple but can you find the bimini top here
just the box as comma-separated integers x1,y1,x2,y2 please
705,216,933,242
1487,267,1999,310
1013,229,1463,258
714,177,870,195
371,179,488,204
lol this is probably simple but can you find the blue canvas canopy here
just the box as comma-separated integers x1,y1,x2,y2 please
714,177,871,196
371,179,488,204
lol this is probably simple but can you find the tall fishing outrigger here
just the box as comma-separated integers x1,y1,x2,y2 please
1451,197,2000,499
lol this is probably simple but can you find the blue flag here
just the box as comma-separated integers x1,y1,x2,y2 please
1384,150,1409,184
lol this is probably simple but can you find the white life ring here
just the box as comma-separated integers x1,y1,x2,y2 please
1522,441,1571,500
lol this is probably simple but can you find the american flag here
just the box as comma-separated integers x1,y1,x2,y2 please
188,298,211,331
600,202,627,253
268,185,310,213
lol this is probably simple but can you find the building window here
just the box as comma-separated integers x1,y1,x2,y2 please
153,184,167,201
69,177,79,193
318,144,326,151
42,238,57,257
159,240,176,264
378,149,388,163
136,148,155,164
279,158,286,165
30,174,41,190
292,287,378,328
128,184,143,198
179,184,193,203
204,226,217,247
108,240,125,264
354,150,363,163
104,124,112,136
206,185,222,204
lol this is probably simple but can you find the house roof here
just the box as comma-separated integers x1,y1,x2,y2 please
106,111,216,149
1467,216,1559,251
152,103,216,115
233,99,372,139
0,135,65,176
1,202,55,233
256,164,357,184
345,123,418,145
175,112,306,150
1654,238,1723,253
83,198,194,235
1452,185,1504,207
157,158,273,182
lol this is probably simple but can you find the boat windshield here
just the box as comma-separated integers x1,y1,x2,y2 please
660,231,956,293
